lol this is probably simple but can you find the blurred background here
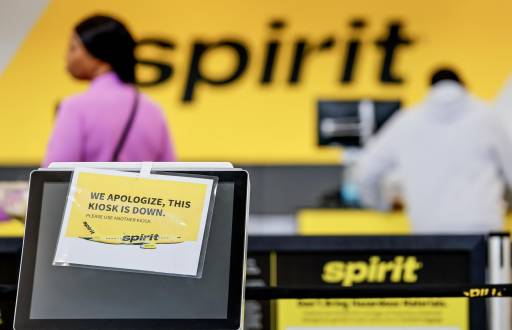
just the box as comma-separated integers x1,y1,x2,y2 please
2,1,512,329
2,0,512,235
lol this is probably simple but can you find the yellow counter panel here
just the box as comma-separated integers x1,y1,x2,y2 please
0,219,24,237
298,209,512,235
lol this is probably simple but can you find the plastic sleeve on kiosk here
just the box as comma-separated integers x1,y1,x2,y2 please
52,166,218,278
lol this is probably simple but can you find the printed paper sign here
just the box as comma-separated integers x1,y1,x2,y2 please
53,168,216,277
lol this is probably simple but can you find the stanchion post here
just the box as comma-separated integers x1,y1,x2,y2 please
504,234,512,330
488,232,511,330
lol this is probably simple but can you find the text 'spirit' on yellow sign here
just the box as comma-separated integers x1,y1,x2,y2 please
4,0,512,165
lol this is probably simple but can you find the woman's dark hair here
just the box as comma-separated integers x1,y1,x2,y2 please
430,68,464,87
75,15,136,84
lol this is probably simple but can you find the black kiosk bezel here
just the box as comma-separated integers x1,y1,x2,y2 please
15,169,248,330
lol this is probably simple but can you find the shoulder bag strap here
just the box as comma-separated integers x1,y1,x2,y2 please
112,90,140,162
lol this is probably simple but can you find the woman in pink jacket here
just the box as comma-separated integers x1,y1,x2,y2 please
43,14,176,166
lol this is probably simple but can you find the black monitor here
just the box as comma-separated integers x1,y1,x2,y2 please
318,99,401,147
15,169,249,330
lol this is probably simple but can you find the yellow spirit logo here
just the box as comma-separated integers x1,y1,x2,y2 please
322,256,423,287
463,288,503,298
79,222,184,249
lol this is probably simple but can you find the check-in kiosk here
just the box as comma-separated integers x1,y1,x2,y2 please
13,163,249,330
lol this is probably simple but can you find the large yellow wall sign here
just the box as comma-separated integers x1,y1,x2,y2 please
1,0,511,164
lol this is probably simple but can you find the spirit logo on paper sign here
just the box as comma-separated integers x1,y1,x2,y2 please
64,171,209,249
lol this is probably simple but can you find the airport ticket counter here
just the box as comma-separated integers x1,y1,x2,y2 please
245,234,509,330
1,218,511,330
1,212,510,330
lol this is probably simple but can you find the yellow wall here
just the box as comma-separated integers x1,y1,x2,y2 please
1,0,511,164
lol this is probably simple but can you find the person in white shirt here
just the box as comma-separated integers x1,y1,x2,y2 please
355,69,512,233
495,76,512,113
